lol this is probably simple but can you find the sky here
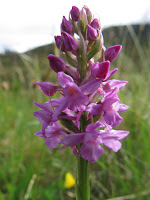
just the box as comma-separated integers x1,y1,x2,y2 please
0,0,150,53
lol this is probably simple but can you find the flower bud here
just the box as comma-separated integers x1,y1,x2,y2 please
61,16,73,35
47,54,66,73
83,5,92,23
54,35,66,52
91,61,110,80
70,6,80,21
87,24,98,42
87,33,103,61
90,18,101,30
61,31,77,51
77,7,88,37
104,45,122,62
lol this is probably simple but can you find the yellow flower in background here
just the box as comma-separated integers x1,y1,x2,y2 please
64,172,75,189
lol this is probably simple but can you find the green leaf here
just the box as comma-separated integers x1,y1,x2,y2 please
59,113,80,133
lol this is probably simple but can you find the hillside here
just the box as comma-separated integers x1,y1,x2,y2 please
27,23,150,59
0,23,150,88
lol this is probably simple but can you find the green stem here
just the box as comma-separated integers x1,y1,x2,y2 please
76,156,90,200
76,113,90,200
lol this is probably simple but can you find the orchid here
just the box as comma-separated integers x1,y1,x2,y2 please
35,122,67,150
33,5,129,200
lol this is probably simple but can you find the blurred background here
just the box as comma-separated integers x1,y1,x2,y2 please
0,0,150,199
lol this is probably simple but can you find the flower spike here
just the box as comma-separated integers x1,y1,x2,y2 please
33,5,129,164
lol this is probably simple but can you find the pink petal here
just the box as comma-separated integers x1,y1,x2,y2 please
52,98,68,121
45,136,60,150
35,130,44,137
80,78,101,95
107,130,130,140
83,133,102,144
61,133,84,146
103,139,122,152
72,146,80,157
118,104,129,112
104,45,122,62
33,110,52,125
102,98,119,112
105,68,118,81
57,72,74,87
33,101,53,113
91,61,110,79
85,121,102,132
36,82,57,96
103,110,123,127
80,140,104,163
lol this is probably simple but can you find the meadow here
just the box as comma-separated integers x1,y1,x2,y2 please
0,24,150,200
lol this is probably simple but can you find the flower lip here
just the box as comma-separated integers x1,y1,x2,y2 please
67,85,79,97
57,71,74,88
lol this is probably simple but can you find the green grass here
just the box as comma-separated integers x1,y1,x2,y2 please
1,59,150,200
0,89,78,200
1,28,150,199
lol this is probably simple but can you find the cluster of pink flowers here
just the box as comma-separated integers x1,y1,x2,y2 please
33,6,129,163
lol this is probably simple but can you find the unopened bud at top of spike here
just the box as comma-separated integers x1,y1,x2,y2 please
87,24,98,41
55,35,66,52
70,6,80,21
61,16,73,35
90,18,101,30
61,32,78,52
83,5,92,23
